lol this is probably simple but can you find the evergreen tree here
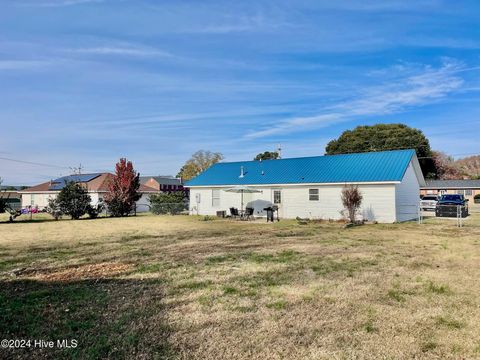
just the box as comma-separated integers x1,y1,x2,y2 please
254,151,279,161
326,124,435,177
57,181,91,220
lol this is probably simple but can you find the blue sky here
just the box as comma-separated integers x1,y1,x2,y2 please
1,0,480,185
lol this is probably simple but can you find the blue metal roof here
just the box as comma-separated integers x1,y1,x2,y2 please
185,149,416,186
49,173,102,190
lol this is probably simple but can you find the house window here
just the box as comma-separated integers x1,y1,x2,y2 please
309,189,319,201
212,189,220,207
30,194,35,206
465,189,473,196
273,190,281,204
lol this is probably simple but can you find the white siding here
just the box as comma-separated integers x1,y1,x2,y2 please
395,161,420,222
135,193,152,212
89,193,101,205
189,187,275,216
21,193,57,209
189,184,397,223
22,192,100,210
281,184,396,223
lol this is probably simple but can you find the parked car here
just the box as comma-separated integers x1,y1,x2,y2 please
435,194,469,218
419,195,439,211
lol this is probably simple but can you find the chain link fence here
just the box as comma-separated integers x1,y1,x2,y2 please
150,202,189,215
418,203,472,227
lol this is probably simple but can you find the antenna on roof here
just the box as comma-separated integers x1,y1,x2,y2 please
69,163,83,175
276,144,282,159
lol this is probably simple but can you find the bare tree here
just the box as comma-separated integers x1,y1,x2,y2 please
432,151,462,180
177,150,224,181
341,185,363,223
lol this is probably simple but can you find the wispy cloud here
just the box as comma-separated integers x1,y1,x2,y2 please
245,60,466,139
181,13,293,34
67,46,172,58
19,0,104,7
314,0,441,12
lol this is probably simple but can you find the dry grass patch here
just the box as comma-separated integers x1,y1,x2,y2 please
1,213,480,359
26,262,134,282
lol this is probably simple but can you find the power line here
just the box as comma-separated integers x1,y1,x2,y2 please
0,157,70,170
0,157,106,174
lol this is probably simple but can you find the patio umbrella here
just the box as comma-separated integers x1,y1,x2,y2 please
224,185,262,212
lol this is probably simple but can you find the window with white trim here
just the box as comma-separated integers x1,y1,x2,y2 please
309,189,319,201
30,194,35,206
465,189,473,196
273,190,281,204
212,189,220,207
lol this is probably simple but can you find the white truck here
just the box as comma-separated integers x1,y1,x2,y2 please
420,195,439,211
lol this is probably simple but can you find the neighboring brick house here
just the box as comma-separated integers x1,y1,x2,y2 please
139,176,183,192
420,180,480,203
20,173,158,212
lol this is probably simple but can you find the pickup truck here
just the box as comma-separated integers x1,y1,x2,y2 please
437,194,468,206
435,194,469,218
419,195,439,211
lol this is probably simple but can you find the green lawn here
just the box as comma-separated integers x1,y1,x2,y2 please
1,213,480,359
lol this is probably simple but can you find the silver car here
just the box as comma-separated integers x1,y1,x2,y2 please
420,195,439,211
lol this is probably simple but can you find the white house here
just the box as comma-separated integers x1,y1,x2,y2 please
20,173,158,212
185,149,425,223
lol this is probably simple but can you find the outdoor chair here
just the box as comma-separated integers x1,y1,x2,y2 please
230,207,240,219
244,207,254,221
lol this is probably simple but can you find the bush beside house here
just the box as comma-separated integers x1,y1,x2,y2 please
56,182,91,220
341,185,363,224
150,192,187,215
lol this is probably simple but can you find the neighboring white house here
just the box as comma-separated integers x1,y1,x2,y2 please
20,173,158,212
185,149,425,223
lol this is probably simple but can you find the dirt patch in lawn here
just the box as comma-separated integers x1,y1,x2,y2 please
24,262,134,282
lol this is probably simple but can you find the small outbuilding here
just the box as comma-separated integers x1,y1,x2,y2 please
185,149,425,223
